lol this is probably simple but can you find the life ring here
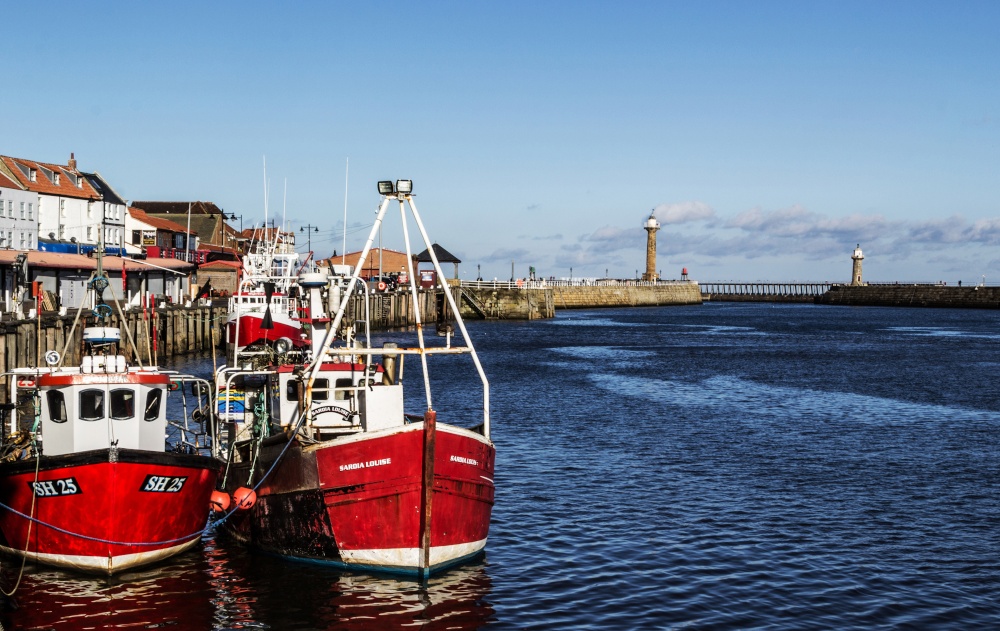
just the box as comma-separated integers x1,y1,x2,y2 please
377,281,387,292
168,381,180,391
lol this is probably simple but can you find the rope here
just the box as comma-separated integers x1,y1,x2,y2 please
0,499,207,547
210,406,309,529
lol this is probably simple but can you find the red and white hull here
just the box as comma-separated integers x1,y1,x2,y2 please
226,312,303,349
0,449,222,575
219,421,494,577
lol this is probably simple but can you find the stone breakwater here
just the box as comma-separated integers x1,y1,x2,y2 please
454,282,701,320
816,284,1000,308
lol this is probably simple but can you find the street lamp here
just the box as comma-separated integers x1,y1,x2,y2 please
300,224,320,253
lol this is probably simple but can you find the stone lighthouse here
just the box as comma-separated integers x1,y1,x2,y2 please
851,244,864,286
642,212,660,281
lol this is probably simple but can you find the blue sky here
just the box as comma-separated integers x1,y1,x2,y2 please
3,1,998,282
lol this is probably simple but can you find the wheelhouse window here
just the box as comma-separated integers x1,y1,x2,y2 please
46,390,67,423
335,378,354,401
110,389,136,420
80,389,105,421
286,379,300,401
314,378,329,401
144,388,163,422
287,378,331,401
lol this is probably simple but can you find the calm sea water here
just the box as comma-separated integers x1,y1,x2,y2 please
2,302,999,630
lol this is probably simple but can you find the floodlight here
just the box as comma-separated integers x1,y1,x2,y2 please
377,181,395,195
395,180,413,194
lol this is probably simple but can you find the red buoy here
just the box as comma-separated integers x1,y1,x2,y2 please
209,490,231,513
233,487,257,510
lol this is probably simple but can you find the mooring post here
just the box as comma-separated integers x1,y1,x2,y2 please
419,408,437,579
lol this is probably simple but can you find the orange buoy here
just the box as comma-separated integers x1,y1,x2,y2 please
233,486,256,510
377,281,387,292
209,490,231,513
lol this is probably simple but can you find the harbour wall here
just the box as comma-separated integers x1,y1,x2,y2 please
454,281,701,319
550,282,702,309
816,284,1000,308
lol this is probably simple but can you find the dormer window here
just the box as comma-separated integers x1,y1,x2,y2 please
54,172,60,185
61,169,80,187
29,169,36,182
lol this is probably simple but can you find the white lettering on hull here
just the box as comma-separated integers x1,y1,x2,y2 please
339,457,391,472
449,455,478,466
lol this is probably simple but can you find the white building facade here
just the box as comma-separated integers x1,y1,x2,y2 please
0,171,39,250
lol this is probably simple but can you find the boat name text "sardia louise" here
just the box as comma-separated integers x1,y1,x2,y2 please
339,458,392,472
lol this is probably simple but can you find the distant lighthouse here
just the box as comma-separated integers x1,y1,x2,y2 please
642,212,660,281
851,244,864,286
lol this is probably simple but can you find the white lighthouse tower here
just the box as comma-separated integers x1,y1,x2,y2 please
851,244,864,286
642,212,660,281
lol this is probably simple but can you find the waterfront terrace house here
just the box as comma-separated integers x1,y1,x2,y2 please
131,200,239,249
0,153,126,255
125,207,198,257
0,170,38,250
82,170,127,255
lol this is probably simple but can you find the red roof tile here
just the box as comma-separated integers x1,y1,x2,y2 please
129,207,197,235
0,171,21,190
0,155,101,200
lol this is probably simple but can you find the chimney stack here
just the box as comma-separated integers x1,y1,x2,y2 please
68,152,77,170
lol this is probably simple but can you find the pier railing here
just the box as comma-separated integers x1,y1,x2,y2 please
700,282,834,297
460,279,696,290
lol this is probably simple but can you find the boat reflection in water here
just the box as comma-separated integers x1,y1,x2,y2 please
0,534,495,629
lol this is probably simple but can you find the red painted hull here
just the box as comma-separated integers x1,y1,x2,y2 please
0,449,222,575
226,313,304,348
219,422,494,577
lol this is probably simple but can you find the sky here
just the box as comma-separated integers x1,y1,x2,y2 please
2,1,999,283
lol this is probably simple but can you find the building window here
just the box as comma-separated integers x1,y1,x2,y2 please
132,229,141,245
27,203,32,220
5,200,10,217
87,226,93,240
29,169,36,182
59,199,66,217
19,202,25,219
53,173,60,185
58,225,65,239
19,233,24,248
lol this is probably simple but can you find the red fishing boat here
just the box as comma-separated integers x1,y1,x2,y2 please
0,264,223,575
225,228,304,355
215,180,495,578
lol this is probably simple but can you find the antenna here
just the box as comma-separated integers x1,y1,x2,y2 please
343,158,349,265
262,155,269,249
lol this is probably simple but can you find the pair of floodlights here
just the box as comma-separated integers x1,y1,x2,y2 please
377,180,413,196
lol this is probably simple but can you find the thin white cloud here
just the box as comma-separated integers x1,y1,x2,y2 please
651,201,716,225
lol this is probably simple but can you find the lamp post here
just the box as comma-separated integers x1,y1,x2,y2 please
228,213,244,250
300,224,320,253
